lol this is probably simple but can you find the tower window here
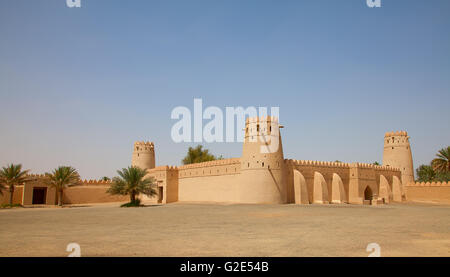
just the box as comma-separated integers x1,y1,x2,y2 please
392,147,394,149
262,162,264,167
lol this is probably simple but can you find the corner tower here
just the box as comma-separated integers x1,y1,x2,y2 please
382,131,414,184
132,141,155,170
238,116,287,203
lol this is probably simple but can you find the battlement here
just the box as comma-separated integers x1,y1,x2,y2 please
354,162,400,171
287,159,350,168
27,173,46,179
26,174,110,186
178,158,240,170
149,165,178,172
385,131,408,137
134,141,154,150
286,160,399,171
246,116,279,123
406,181,450,187
80,179,112,185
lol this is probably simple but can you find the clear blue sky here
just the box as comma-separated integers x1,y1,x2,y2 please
0,0,449,179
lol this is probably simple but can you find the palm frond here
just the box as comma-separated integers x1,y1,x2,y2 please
108,166,156,198
0,163,31,189
432,146,450,173
44,166,81,189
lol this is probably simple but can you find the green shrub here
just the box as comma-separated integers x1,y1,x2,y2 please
120,199,142,207
0,203,22,209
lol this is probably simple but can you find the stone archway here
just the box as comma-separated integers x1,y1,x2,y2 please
331,173,347,204
364,186,373,204
293,170,309,204
392,176,403,202
379,175,391,204
313,172,329,204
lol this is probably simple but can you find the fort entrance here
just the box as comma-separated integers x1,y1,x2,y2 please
364,186,373,204
32,187,47,205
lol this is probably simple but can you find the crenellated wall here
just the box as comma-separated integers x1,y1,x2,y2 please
2,175,129,206
130,121,412,206
143,165,179,204
4,122,421,207
178,158,241,178
405,182,450,204
177,158,241,203
285,160,402,205
0,186,23,205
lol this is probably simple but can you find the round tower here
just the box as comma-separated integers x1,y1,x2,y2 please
131,141,155,170
238,116,287,203
382,131,414,184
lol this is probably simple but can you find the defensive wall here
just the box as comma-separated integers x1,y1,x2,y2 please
0,176,127,206
405,181,450,204
285,160,403,205
134,117,406,206
2,118,430,207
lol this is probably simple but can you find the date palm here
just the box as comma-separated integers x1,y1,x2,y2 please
44,166,81,206
0,164,30,205
431,146,450,173
107,166,157,204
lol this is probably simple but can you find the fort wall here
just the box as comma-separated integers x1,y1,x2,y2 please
63,185,128,204
0,186,23,205
286,160,402,205
405,182,450,204
144,166,179,204
1,176,129,206
2,124,420,207
177,158,241,203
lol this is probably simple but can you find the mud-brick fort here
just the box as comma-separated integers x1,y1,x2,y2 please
2,117,450,206
135,117,422,205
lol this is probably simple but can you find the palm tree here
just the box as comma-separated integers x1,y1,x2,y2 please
44,166,81,206
0,182,4,196
100,176,111,181
0,164,30,205
431,146,450,173
107,166,157,204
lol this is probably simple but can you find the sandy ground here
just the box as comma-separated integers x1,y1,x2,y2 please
0,202,449,257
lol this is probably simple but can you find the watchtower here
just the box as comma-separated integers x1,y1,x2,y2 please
239,116,287,203
382,131,414,184
131,141,155,170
